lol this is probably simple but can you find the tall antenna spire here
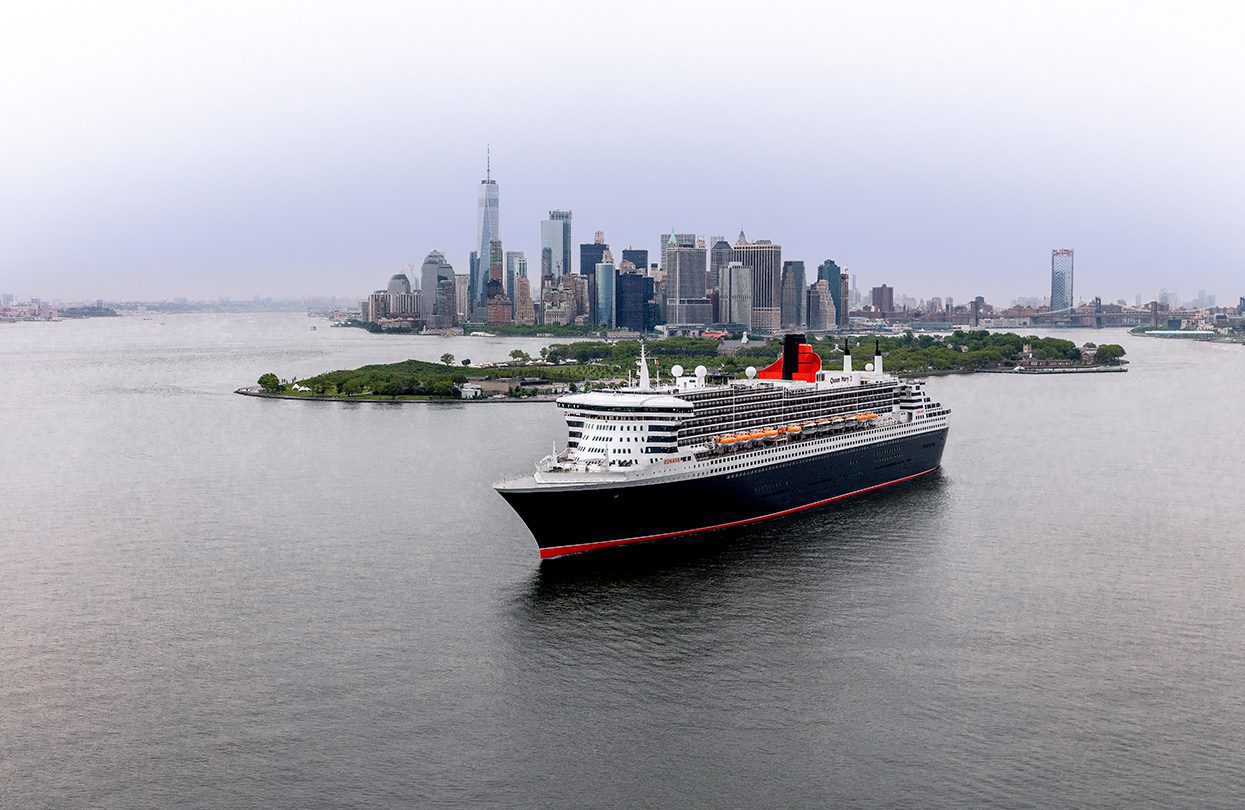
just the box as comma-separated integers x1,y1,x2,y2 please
486,144,490,181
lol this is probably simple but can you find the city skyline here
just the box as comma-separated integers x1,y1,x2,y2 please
4,2,1243,303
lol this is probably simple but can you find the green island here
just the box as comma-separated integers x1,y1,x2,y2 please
246,332,1125,402
60,306,120,318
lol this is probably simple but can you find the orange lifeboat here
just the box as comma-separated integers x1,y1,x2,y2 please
785,424,802,434
717,435,737,445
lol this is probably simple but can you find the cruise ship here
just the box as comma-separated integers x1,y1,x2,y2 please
495,334,950,559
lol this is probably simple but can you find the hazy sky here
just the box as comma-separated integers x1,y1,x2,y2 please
3,1,1243,304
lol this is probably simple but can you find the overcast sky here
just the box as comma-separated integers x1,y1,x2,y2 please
3,0,1243,304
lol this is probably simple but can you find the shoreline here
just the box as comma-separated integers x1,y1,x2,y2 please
1133,331,1243,345
234,387,560,404
975,365,1127,375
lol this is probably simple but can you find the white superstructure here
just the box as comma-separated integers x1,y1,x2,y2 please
522,343,950,489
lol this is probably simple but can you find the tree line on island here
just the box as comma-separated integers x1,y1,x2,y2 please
255,331,1125,400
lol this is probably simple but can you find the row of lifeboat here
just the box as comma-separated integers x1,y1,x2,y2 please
714,413,879,449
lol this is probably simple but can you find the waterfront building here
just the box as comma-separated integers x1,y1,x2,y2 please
1051,249,1074,312
366,290,390,322
780,261,806,328
806,279,836,330
384,272,416,317
541,210,573,277
871,284,894,314
595,251,616,329
390,292,419,317
728,232,781,332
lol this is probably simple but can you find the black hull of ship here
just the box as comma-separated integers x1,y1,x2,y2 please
498,427,948,558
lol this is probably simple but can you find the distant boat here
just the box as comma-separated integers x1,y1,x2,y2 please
310,326,317,331
470,331,497,337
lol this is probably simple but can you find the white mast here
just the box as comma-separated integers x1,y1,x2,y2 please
638,341,651,390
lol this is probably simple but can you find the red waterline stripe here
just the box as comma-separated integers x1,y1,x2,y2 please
537,466,940,559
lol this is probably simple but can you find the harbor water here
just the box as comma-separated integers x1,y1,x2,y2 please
2,314,1243,807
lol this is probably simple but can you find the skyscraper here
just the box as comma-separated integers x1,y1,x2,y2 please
474,153,499,319
386,273,416,317
541,210,573,277
387,273,412,296
1051,249,1074,312
454,274,470,323
484,237,512,325
708,239,732,291
420,250,454,312
806,279,837,330
580,231,609,278
839,272,850,328
871,284,894,313
780,260,806,327
621,248,648,275
505,251,526,319
662,231,710,324
728,232,782,332
467,251,479,320
514,274,536,325
722,262,753,328
616,270,653,333
816,258,841,287
659,232,697,274
595,250,616,329
817,259,846,328
580,231,608,323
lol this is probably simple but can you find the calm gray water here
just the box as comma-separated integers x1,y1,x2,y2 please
2,314,1244,808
